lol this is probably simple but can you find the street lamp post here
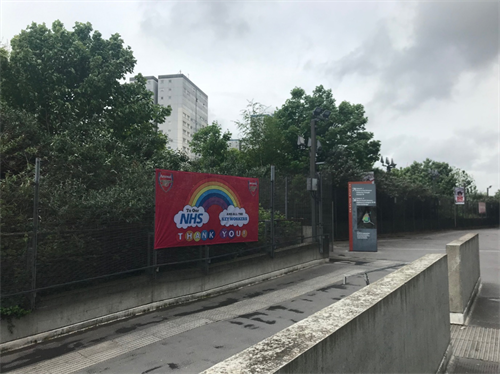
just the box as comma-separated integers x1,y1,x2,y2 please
309,108,330,242
487,185,492,197
380,156,397,172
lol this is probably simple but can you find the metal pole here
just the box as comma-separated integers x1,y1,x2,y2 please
454,202,457,228
284,176,288,219
270,165,275,257
153,249,158,280
310,118,317,241
331,200,335,254
318,172,323,252
30,157,41,309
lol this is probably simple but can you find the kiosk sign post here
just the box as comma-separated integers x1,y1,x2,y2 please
349,181,377,252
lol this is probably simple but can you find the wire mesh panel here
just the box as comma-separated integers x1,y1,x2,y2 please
1,234,31,297
34,224,151,293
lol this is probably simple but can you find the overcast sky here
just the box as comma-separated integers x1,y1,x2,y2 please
2,0,498,193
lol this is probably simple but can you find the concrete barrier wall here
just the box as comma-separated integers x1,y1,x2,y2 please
446,233,480,324
203,254,451,374
1,243,325,349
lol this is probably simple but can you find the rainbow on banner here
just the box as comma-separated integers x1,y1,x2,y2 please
188,180,241,211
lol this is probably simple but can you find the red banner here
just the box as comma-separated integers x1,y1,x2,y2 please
155,170,259,249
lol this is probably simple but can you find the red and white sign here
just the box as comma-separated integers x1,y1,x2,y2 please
155,170,259,249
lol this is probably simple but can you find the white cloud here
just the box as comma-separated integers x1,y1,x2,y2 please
219,206,249,227
174,206,209,229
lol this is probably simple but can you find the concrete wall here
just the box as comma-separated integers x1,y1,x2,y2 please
203,254,451,374
1,243,326,350
447,233,481,324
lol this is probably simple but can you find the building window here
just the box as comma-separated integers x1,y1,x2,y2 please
169,79,172,83
169,96,171,99
161,97,163,100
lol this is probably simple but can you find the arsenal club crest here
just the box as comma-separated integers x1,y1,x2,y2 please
159,172,173,193
248,180,258,196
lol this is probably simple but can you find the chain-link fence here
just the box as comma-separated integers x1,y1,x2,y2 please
1,171,312,310
2,169,498,310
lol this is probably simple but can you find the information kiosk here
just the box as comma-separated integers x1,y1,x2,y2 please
348,181,377,252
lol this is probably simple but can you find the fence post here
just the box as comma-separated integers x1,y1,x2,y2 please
454,203,457,228
147,232,154,276
318,172,323,253
28,157,41,310
153,248,158,280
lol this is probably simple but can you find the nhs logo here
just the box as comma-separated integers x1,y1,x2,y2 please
174,206,209,229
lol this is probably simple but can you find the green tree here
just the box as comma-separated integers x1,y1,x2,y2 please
2,21,169,139
272,86,381,179
1,21,185,228
392,159,476,197
235,101,290,171
373,167,433,200
0,104,41,232
189,121,232,173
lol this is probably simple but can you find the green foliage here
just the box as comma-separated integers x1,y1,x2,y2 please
0,104,44,232
373,167,433,200
3,21,169,136
189,121,232,171
234,87,381,182
235,102,288,170
0,305,31,333
274,86,381,176
187,121,261,177
257,205,299,245
0,46,9,97
1,21,187,232
391,159,476,197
